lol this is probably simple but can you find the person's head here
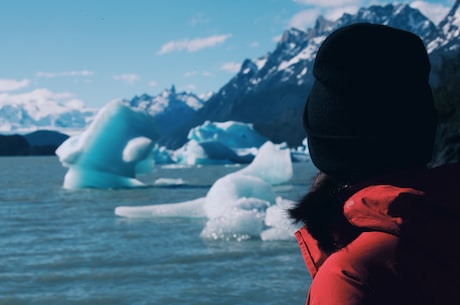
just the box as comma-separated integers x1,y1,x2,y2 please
304,23,438,180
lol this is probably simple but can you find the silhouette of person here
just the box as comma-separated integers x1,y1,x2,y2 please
289,23,460,305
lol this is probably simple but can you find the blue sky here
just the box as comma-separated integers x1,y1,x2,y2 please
0,0,455,109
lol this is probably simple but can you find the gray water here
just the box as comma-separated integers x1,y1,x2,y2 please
0,156,315,305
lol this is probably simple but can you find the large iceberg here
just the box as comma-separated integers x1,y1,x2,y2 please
56,100,158,189
115,141,300,241
173,121,268,165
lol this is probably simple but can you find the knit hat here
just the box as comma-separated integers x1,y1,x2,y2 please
304,23,438,179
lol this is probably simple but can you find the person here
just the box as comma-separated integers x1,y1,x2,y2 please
289,23,460,305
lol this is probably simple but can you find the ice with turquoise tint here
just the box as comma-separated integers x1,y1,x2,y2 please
115,141,299,241
56,100,158,189
173,120,268,164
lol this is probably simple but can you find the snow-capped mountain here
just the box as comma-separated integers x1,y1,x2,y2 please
174,3,443,147
122,86,207,139
428,0,460,54
4,1,460,156
0,86,205,138
0,89,97,134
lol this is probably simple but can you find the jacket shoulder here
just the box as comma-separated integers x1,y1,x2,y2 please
307,231,399,305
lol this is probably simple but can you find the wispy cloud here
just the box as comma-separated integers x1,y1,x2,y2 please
289,9,322,29
36,70,94,78
183,70,213,78
323,5,360,21
272,35,282,43
221,62,241,73
157,34,232,55
0,78,29,92
249,41,260,48
148,80,158,87
291,0,449,28
0,88,85,109
410,1,450,24
190,13,210,26
113,73,140,85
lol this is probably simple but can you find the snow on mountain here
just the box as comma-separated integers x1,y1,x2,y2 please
122,86,206,139
0,89,97,135
428,0,460,53
176,3,442,148
4,1,460,151
441,0,460,41
336,3,439,42
126,86,205,115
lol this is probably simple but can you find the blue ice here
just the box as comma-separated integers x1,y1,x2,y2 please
115,141,299,241
56,100,158,189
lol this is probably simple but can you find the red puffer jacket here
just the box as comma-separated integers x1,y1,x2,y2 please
295,163,460,305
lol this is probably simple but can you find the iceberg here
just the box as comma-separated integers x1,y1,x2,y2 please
173,121,268,165
291,137,310,162
115,198,206,218
237,140,293,185
56,100,158,189
115,141,299,241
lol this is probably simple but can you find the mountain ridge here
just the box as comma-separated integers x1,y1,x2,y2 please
161,2,450,148
2,1,460,164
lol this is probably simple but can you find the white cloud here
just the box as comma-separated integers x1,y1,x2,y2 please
273,35,283,43
410,1,450,24
183,71,198,78
221,62,241,73
113,74,140,85
289,9,322,29
324,5,360,21
148,80,158,87
183,71,213,78
250,41,260,48
0,78,29,92
36,70,94,78
0,88,85,110
64,99,86,109
202,71,212,77
157,34,232,55
293,0,450,25
191,13,210,25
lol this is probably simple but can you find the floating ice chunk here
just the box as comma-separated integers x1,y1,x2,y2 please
174,120,268,164
114,140,297,241
172,139,221,165
199,141,293,240
122,137,153,163
200,204,267,241
62,167,145,189
115,198,206,218
236,141,293,185
151,144,174,164
153,177,186,186
56,100,158,189
261,197,299,241
291,137,311,162
188,120,267,149
203,173,275,219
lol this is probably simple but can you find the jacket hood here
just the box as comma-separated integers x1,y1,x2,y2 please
295,163,460,278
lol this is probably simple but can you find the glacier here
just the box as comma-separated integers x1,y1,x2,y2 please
173,120,268,165
55,97,303,189
115,141,300,241
56,100,158,189
168,120,309,165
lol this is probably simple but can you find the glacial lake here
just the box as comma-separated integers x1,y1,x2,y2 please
0,156,316,305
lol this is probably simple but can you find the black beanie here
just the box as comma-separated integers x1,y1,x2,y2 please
304,23,438,179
